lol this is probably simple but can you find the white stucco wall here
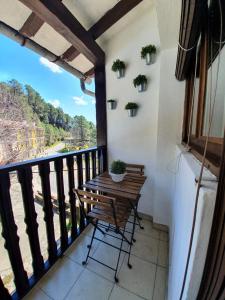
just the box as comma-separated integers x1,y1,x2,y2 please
153,48,185,226
105,5,160,216
168,146,217,300
104,7,185,223
103,2,218,299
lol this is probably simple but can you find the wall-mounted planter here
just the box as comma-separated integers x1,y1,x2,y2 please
111,59,125,79
107,100,117,110
145,52,156,65
116,68,125,79
125,102,139,117
133,75,148,92
138,82,147,92
127,108,138,117
141,45,157,65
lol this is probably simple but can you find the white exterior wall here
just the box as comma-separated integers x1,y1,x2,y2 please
153,48,185,226
168,146,217,300
105,7,160,216
105,6,185,224
104,2,218,300
105,1,216,300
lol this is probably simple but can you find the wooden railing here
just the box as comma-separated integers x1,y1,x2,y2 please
0,146,107,300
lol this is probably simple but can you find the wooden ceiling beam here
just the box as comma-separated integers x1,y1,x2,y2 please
84,67,95,78
62,0,143,62
18,0,105,66
20,12,44,37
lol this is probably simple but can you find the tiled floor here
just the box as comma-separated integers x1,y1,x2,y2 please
23,218,168,300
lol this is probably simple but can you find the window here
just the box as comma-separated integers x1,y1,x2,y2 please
182,29,225,176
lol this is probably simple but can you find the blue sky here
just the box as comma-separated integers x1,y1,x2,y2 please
0,34,96,123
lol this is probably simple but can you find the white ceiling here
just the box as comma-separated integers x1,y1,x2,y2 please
0,0,31,30
32,23,72,56
63,0,120,30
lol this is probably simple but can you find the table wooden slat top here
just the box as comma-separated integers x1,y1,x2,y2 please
82,172,146,201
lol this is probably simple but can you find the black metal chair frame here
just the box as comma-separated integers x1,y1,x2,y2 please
75,189,136,283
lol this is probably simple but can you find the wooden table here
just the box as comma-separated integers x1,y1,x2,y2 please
82,171,146,205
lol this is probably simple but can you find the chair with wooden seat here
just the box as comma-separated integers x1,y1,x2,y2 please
125,163,145,229
125,163,145,176
74,189,136,282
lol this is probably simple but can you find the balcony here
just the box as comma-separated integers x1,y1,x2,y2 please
0,146,168,300
23,219,168,300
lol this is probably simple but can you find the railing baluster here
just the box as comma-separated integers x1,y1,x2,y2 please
18,167,44,278
102,146,108,172
54,159,68,252
84,152,91,213
97,149,101,175
76,154,85,230
0,276,11,300
39,162,57,264
91,151,97,178
85,152,90,182
66,156,77,240
0,173,29,297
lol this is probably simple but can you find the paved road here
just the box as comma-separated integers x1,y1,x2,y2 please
41,142,65,157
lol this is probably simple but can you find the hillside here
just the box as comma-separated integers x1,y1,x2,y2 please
0,79,96,163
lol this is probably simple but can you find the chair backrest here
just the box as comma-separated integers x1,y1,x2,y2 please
74,189,116,209
125,163,145,176
74,189,118,225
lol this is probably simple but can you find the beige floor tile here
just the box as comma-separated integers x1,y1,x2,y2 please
38,257,83,300
158,241,168,267
131,232,159,264
65,234,100,265
153,266,168,300
23,286,52,300
159,231,169,242
83,223,106,241
86,240,125,282
65,268,113,300
103,231,130,251
118,254,156,299
135,219,160,239
109,285,144,300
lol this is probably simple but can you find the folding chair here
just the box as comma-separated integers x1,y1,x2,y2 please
125,163,145,229
75,189,136,283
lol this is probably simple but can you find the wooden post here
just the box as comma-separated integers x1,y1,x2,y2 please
95,65,107,147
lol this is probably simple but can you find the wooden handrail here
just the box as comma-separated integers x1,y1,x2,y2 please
0,146,106,173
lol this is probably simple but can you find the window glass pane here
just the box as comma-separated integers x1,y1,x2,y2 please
192,77,200,135
203,46,225,137
191,37,202,136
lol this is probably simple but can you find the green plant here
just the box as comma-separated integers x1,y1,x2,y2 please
111,59,125,72
107,99,116,103
141,45,156,58
133,75,147,87
111,160,126,174
125,102,139,110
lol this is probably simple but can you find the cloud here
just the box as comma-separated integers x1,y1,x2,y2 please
73,96,88,106
91,99,96,105
48,99,60,108
39,57,62,73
